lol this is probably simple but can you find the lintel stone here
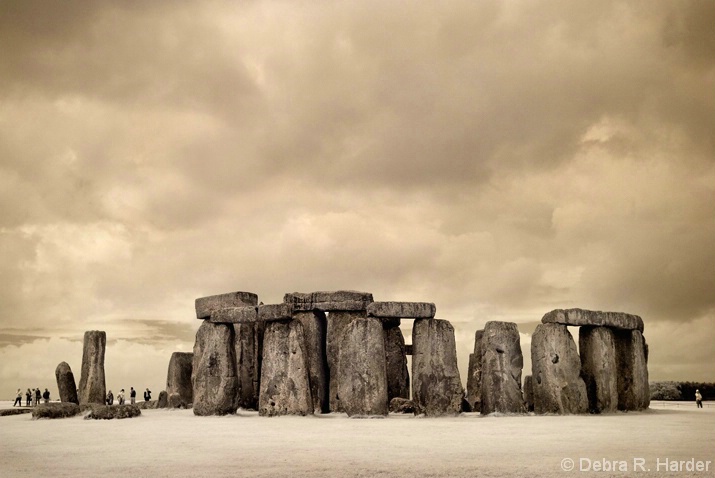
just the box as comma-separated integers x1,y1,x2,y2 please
195,291,258,319
209,306,257,324
367,302,436,319
258,303,294,322
542,308,644,332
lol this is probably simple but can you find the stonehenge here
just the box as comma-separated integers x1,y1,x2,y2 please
78,330,107,405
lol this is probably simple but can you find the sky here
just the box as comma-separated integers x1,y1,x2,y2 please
0,0,713,400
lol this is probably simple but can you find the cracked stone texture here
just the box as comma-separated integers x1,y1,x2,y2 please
480,321,526,414
192,321,238,416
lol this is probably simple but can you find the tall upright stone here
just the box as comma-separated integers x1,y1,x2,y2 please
412,319,463,416
614,329,650,411
523,375,534,412
531,323,588,414
579,326,618,413
259,320,313,416
384,325,409,401
327,310,366,412
337,318,389,417
55,362,79,405
235,322,260,409
192,321,238,416
294,310,328,414
78,331,106,405
166,352,193,409
465,329,484,412
480,321,526,414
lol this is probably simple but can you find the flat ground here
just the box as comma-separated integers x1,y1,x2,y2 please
0,401,712,477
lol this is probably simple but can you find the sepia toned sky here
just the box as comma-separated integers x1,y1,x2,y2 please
1,1,713,400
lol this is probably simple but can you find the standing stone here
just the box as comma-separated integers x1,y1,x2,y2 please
614,329,650,411
294,310,328,414
259,320,312,416
327,310,366,412
192,321,238,416
55,362,79,405
78,331,107,405
157,390,168,408
523,375,534,412
480,321,526,414
235,322,260,409
530,323,588,414
579,326,618,413
412,319,463,416
384,325,409,401
337,318,389,417
465,329,484,412
166,352,193,409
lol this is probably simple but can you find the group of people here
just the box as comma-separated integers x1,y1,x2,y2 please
13,388,50,407
105,387,152,405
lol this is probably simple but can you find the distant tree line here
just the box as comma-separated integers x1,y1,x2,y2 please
650,381,715,401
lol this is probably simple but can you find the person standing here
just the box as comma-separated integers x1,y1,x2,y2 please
106,390,114,405
13,389,22,407
130,387,136,404
42,388,50,404
25,389,32,407
117,389,125,405
695,389,703,408
34,387,41,406
144,388,152,402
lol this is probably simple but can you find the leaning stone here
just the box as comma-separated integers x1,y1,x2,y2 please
235,322,260,409
157,391,168,409
55,362,79,405
258,320,313,416
78,331,107,406
84,404,141,420
465,329,484,412
192,321,239,416
531,323,588,414
384,325,409,401
210,306,258,324
294,310,328,414
480,321,526,414
523,375,534,412
412,319,463,416
614,329,650,411
389,397,415,414
327,310,366,411
166,352,193,409
284,291,373,312
579,326,618,413
542,309,644,332
258,303,294,322
32,403,81,419
195,291,258,319
338,318,389,417
367,302,436,318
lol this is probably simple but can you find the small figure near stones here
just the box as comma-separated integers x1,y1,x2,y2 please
106,390,114,405
34,388,41,406
13,389,22,407
144,388,152,402
130,387,136,404
26,389,32,406
695,390,703,409
117,389,125,405
42,388,50,404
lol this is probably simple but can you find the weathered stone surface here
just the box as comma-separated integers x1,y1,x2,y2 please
480,321,526,414
294,310,328,414
327,310,366,411
367,302,436,318
523,375,534,412
465,329,484,412
157,391,168,409
531,323,588,414
614,329,650,411
192,321,238,416
32,403,81,419
412,318,463,416
337,318,389,417
384,325,409,401
166,352,193,409
83,404,141,419
258,320,313,416
258,303,293,322
234,322,261,410
1,408,32,416
78,331,107,406
542,309,644,332
389,397,415,414
195,291,258,319
579,326,618,413
284,291,373,312
55,362,79,405
135,400,158,410
210,306,257,324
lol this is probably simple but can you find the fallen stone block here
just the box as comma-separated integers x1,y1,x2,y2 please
195,291,258,319
389,397,415,414
31,402,81,419
83,404,141,419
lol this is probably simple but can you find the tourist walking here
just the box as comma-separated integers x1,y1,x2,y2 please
42,388,50,404
25,389,32,406
13,389,22,407
34,388,41,406
117,389,125,405
130,387,136,404
106,390,114,405
695,389,703,408
144,388,152,402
